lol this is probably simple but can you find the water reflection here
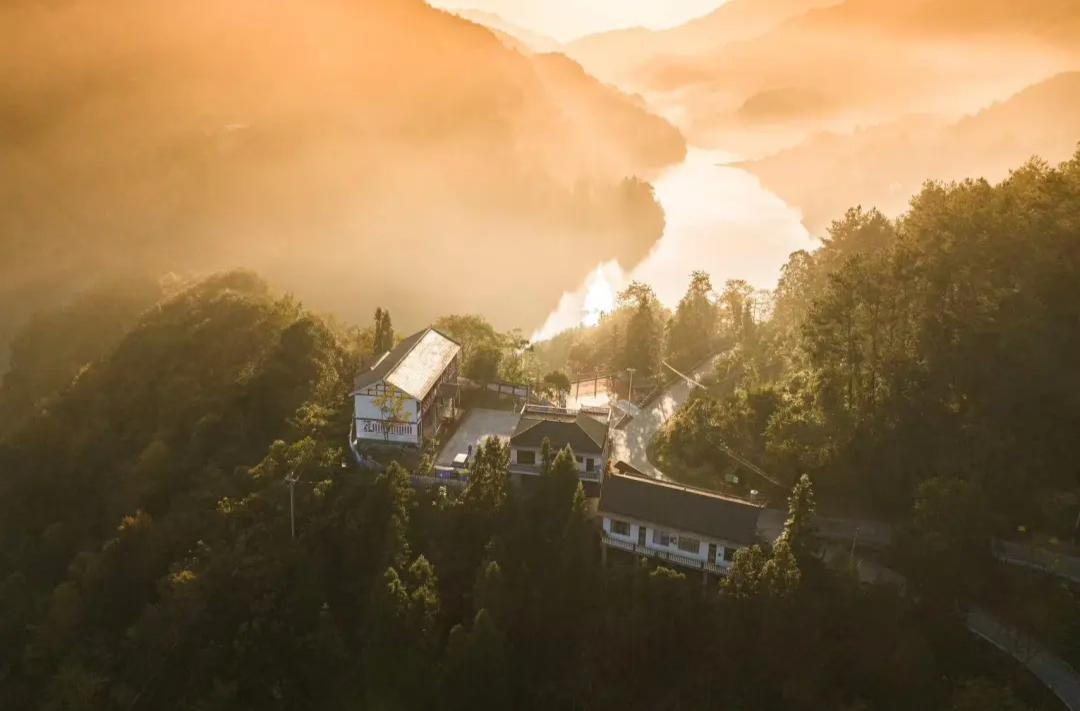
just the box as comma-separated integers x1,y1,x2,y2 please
531,149,814,341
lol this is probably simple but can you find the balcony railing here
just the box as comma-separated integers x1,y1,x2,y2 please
603,535,727,575
510,463,602,482
410,473,468,489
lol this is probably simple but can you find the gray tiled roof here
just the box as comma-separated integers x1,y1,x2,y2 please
598,473,762,545
350,328,459,401
510,411,607,454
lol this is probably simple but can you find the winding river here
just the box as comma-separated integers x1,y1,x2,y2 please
532,148,814,339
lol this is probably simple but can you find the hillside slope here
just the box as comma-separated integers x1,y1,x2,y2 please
634,0,1080,146
451,8,563,52
739,72,1080,233
0,0,684,350
563,0,840,84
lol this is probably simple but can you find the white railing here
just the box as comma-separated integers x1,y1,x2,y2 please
509,463,602,482
410,473,468,489
603,535,727,575
521,403,612,420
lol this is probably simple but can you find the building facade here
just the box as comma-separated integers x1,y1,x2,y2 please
597,473,763,576
350,327,460,447
507,404,611,483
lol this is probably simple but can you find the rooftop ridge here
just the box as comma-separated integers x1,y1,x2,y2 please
428,326,461,347
608,471,764,509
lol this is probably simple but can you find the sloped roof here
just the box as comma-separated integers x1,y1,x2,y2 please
511,411,607,454
351,328,460,400
598,473,762,545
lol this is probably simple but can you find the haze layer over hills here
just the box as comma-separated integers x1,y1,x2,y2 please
562,0,1080,151
740,72,1080,233
0,0,686,352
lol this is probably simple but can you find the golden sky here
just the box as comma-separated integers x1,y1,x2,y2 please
432,0,730,41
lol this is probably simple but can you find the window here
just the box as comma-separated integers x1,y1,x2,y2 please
585,458,595,472
653,530,671,546
677,536,700,554
611,520,631,536
517,450,536,465
576,455,583,463
723,546,737,562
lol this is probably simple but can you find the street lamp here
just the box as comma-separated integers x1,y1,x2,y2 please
626,367,636,403
285,470,300,539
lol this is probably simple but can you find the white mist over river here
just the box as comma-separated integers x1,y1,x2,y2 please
531,148,815,341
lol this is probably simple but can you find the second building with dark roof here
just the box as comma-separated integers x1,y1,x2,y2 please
508,404,612,484
597,472,763,576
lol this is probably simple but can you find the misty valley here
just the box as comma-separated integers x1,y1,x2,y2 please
2,0,1080,710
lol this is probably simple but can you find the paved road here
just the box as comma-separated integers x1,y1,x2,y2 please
823,547,1080,711
997,541,1080,584
967,608,1080,711
609,354,722,482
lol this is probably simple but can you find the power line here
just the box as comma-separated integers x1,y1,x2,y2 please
660,359,785,489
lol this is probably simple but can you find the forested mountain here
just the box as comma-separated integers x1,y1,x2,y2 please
0,271,1059,710
739,72,1080,233
613,0,1079,147
0,0,685,357
0,275,172,439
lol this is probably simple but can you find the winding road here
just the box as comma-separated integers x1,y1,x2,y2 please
609,356,1080,710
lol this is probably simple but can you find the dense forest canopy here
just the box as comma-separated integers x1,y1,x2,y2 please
0,0,684,355
0,269,1058,710
3,145,1080,709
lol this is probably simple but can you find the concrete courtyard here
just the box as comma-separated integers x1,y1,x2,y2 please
435,408,521,467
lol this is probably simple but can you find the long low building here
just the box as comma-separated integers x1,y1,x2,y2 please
350,327,460,447
597,472,763,577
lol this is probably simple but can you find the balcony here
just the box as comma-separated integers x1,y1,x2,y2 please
412,471,469,489
509,463,602,482
603,534,727,575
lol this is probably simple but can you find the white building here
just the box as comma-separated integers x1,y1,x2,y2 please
507,404,611,485
350,327,460,447
597,473,763,577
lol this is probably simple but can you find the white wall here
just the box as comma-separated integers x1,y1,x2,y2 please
354,387,420,445
511,446,602,474
601,515,743,569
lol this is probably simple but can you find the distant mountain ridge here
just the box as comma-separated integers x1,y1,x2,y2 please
739,71,1080,234
633,0,1080,144
450,8,564,52
562,0,842,84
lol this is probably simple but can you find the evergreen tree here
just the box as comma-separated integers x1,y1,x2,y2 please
781,473,820,561
540,437,554,477
624,295,661,379
666,270,716,369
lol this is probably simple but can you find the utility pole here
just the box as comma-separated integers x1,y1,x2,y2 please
850,526,860,560
285,470,300,539
627,367,636,403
